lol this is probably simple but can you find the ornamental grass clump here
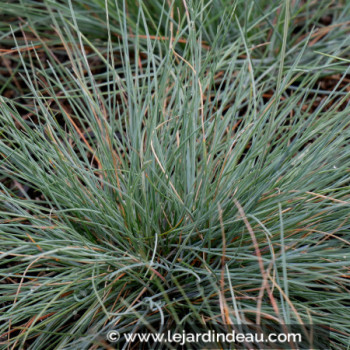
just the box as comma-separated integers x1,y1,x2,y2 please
0,1,349,349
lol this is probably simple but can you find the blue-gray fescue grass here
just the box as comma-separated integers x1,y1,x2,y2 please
0,1,349,349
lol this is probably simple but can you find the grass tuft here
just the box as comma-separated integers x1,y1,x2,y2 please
1,1,350,349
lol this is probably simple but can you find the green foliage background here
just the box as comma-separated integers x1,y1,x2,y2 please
0,0,349,349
